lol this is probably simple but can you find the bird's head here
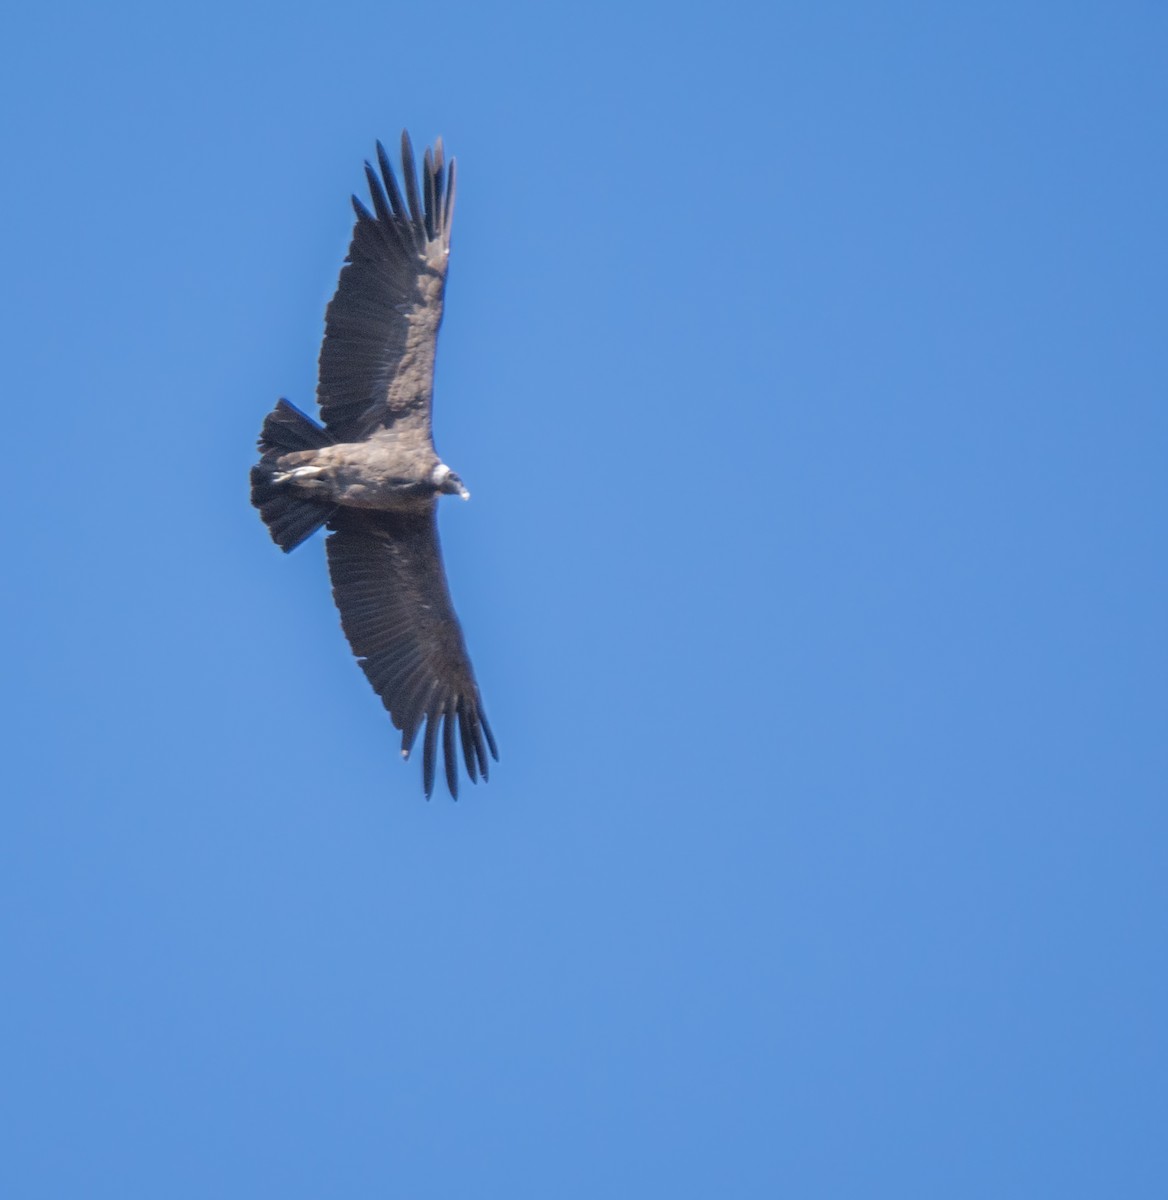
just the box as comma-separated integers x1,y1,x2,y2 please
431,462,470,500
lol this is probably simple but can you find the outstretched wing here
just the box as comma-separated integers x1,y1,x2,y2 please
325,507,497,799
317,132,456,444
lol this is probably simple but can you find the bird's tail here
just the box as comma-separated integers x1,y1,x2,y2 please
251,399,337,553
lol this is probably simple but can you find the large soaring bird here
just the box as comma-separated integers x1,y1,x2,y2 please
251,133,497,799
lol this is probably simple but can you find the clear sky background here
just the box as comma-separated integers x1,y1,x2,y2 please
2,2,1165,1196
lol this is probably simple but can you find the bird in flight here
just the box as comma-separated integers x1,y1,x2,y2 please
251,132,497,799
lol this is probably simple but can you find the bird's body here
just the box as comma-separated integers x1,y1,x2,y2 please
251,133,496,799
268,434,459,511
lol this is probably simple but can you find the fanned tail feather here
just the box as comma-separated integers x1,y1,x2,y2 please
251,399,336,552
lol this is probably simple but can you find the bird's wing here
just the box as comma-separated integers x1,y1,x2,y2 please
325,507,497,799
317,132,456,445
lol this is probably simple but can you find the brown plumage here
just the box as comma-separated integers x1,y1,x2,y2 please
250,133,496,799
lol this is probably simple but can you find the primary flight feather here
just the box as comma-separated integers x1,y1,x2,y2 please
250,132,497,799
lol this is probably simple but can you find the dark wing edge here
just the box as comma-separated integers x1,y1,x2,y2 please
325,507,497,799
317,132,457,443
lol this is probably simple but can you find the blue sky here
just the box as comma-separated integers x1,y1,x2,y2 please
2,2,1165,1195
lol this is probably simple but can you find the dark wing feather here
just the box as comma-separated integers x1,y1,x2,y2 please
318,132,456,444
325,506,497,799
